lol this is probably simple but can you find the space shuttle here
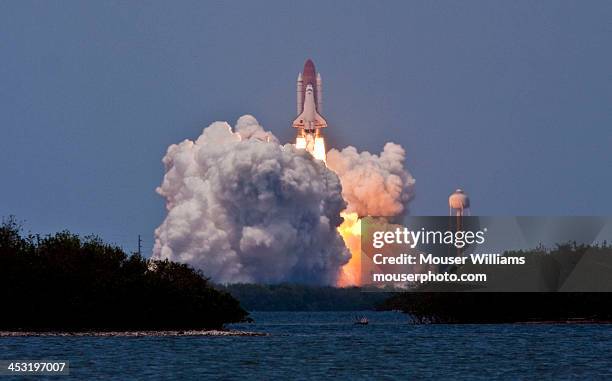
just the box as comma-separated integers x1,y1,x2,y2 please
293,59,327,132
293,59,327,162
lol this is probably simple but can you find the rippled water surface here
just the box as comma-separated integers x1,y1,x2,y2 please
2,311,612,380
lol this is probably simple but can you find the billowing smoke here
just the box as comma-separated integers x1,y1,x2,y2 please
329,143,416,286
327,143,415,219
153,115,350,284
154,114,417,286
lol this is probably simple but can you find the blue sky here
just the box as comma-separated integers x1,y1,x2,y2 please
1,1,611,253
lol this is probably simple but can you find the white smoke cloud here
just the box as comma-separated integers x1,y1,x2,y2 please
153,115,349,285
327,143,415,218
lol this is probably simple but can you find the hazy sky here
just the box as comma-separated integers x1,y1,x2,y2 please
1,1,611,254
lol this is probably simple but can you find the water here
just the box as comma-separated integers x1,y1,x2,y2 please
2,311,612,380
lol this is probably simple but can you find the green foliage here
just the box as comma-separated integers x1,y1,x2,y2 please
0,217,248,331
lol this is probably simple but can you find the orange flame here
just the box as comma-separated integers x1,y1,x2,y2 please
295,133,326,163
313,137,326,163
336,211,362,286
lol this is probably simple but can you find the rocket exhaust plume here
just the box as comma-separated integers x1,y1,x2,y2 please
295,132,327,163
327,144,415,286
291,60,414,285
154,60,415,286
153,116,349,285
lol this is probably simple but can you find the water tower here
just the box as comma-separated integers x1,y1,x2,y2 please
449,189,470,217
449,189,470,240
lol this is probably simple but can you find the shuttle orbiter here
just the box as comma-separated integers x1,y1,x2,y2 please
292,84,327,131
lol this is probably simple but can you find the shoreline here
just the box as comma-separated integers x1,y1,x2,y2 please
0,330,268,337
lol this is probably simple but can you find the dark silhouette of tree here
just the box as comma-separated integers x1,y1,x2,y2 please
380,243,612,323
0,217,248,331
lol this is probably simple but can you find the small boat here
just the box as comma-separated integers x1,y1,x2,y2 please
354,316,369,325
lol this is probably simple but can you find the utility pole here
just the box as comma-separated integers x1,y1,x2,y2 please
138,235,142,256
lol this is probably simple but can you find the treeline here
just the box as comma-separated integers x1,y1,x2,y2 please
381,243,612,323
0,218,247,331
382,292,612,324
220,283,391,311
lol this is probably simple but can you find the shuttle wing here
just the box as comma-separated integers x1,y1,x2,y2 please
292,112,327,129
